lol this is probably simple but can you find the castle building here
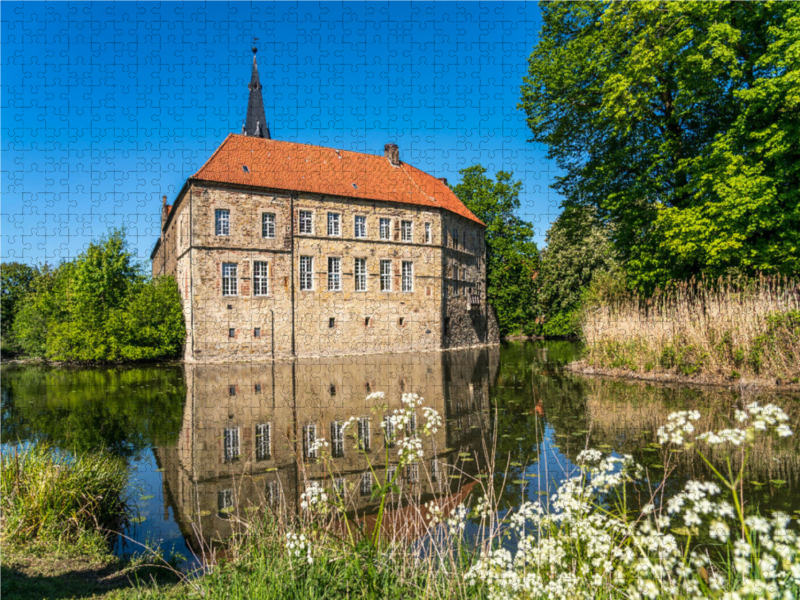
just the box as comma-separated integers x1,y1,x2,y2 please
151,48,499,361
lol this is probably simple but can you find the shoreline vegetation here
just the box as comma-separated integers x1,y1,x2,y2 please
579,276,800,388
4,391,800,599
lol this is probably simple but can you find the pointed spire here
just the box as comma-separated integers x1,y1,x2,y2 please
243,44,271,139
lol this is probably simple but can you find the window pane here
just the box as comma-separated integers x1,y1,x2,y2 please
262,213,275,238
380,218,390,240
215,209,230,236
355,215,366,238
425,223,431,243
327,213,340,236
299,210,313,234
328,257,341,291
224,427,240,462
331,421,344,458
402,261,413,292
401,220,412,242
253,261,269,296
380,260,392,292
355,258,367,291
300,256,313,291
256,423,271,461
222,263,238,296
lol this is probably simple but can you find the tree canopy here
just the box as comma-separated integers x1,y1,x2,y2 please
452,165,539,335
521,1,800,292
9,229,185,362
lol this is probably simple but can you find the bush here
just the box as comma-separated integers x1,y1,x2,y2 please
1,443,130,554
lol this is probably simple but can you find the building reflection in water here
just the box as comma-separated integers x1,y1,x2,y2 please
154,347,500,549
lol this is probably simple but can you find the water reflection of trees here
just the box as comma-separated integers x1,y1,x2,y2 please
1,365,186,456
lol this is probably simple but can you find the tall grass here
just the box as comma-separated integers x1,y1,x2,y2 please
0,442,130,554
583,275,800,381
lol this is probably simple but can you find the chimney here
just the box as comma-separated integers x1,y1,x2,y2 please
384,143,400,167
437,177,448,186
161,195,169,228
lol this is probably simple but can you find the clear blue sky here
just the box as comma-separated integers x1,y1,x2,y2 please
2,1,560,266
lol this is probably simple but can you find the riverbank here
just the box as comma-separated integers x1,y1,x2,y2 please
567,359,800,391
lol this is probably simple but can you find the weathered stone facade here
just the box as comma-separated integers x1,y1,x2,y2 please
152,156,499,362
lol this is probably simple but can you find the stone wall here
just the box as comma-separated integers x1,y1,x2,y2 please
154,180,498,362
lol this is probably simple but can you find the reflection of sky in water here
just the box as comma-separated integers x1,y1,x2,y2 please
115,451,197,569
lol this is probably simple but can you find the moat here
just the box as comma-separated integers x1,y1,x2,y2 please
3,341,800,566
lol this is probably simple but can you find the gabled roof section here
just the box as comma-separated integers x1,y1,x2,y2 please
191,134,484,226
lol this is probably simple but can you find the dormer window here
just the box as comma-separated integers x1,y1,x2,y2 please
242,165,250,173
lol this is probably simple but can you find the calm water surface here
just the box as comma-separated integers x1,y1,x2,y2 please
3,342,799,566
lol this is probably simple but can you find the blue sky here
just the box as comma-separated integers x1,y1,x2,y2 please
2,1,559,266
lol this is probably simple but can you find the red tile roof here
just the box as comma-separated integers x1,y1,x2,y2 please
192,134,483,226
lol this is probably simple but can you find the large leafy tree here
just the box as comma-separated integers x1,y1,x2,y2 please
11,229,185,362
452,166,539,335
537,207,621,336
521,2,800,292
0,262,37,354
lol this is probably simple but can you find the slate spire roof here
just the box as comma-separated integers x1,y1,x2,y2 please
242,46,270,139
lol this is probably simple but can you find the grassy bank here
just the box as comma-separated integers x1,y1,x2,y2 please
582,276,800,383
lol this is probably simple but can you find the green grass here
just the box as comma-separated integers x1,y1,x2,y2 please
1,442,130,555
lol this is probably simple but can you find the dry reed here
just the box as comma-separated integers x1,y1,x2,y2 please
583,275,800,381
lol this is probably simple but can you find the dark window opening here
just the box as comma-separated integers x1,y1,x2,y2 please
398,317,404,327
242,165,250,173
444,318,450,336
229,328,235,338
254,327,261,338
229,385,236,396
329,317,336,328
364,316,370,327
254,383,262,393
365,381,371,393
330,384,337,397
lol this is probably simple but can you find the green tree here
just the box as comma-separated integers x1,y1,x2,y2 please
452,166,540,335
520,2,800,292
0,262,37,354
11,229,185,362
537,207,621,337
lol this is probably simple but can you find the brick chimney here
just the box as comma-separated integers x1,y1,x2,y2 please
161,195,169,228
438,177,448,185
384,143,400,167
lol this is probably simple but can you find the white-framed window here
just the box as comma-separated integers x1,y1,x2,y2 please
425,222,431,244
358,416,371,451
267,480,282,506
218,488,234,518
253,261,269,296
223,427,240,462
328,257,341,291
401,220,412,242
401,261,413,292
299,210,313,235
222,263,238,296
387,464,397,483
384,415,396,448
262,212,276,239
255,423,271,461
379,218,391,240
299,256,313,291
407,463,419,484
355,257,367,292
431,458,440,482
408,412,417,435
334,477,346,496
380,260,392,292
331,421,345,458
303,424,317,459
215,209,230,236
354,215,366,238
361,471,372,496
327,212,341,237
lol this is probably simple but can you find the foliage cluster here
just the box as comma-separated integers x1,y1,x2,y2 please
583,276,800,381
2,229,185,362
0,442,130,556
521,2,800,294
452,166,540,336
